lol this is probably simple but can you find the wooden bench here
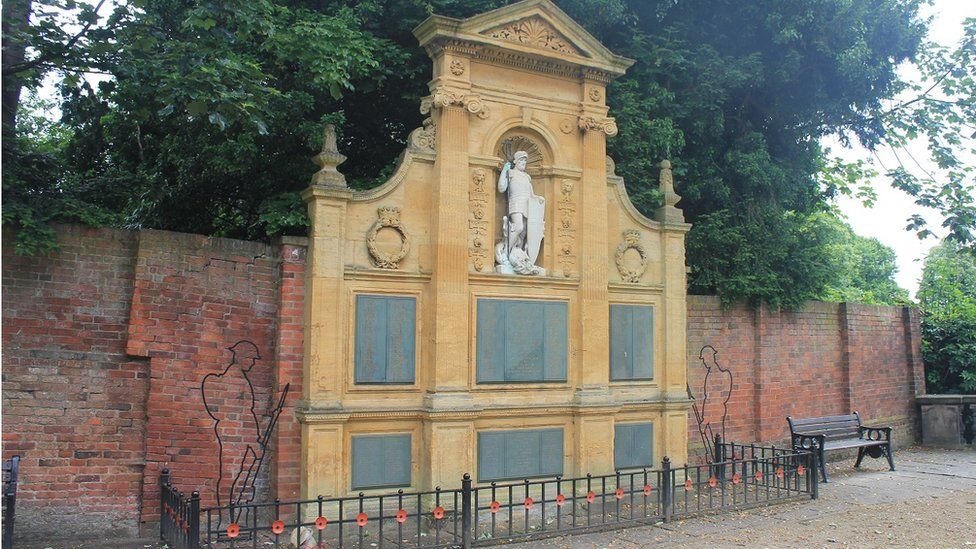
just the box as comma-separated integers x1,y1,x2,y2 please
787,412,894,482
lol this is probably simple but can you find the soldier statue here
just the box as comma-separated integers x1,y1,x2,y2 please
496,150,546,275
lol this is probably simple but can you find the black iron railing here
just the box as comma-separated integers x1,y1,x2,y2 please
161,444,818,548
2,455,19,549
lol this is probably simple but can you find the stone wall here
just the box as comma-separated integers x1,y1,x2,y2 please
1,226,922,540
686,296,924,459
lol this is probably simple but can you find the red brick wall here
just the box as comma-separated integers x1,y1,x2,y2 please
2,226,147,539
686,296,923,459
1,226,307,540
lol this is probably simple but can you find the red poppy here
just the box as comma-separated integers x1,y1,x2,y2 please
797,465,806,475
356,513,368,527
271,520,285,534
226,523,241,538
489,501,500,514
755,471,763,481
523,497,533,509
776,467,784,479
314,516,328,530
586,491,595,503
395,509,408,523
433,506,445,520
732,473,741,485
643,484,652,496
684,479,693,491
615,488,624,500
708,476,718,488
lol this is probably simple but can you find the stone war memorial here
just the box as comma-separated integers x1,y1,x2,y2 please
1,0,930,545
301,0,691,499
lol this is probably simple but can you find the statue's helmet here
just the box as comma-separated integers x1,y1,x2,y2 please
513,151,528,162
228,340,261,362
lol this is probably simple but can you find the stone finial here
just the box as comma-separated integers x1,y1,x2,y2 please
654,159,685,223
310,124,348,187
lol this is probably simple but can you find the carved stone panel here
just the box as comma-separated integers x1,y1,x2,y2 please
469,169,492,272
556,179,577,277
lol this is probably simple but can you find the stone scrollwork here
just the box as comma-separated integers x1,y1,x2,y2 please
614,229,647,283
409,117,436,151
366,207,410,269
578,115,618,136
421,86,490,119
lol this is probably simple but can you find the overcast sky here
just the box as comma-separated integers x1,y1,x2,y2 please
829,0,976,298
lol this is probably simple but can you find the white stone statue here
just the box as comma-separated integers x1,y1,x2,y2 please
495,151,546,276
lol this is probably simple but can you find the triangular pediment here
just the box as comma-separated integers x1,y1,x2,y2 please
414,0,634,78
482,14,583,57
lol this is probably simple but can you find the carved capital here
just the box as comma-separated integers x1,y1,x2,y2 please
422,86,490,119
578,115,618,136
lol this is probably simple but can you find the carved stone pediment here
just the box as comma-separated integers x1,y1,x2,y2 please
483,16,581,56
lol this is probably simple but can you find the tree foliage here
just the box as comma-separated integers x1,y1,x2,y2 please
5,0,964,307
819,216,910,306
918,242,976,394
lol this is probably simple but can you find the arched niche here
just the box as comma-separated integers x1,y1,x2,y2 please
487,124,559,274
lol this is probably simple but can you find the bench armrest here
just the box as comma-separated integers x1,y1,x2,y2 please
791,433,825,451
859,425,891,441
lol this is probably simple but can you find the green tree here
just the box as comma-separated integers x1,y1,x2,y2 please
5,0,968,310
819,217,910,306
917,242,976,394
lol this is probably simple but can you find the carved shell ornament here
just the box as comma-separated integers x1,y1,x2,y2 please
366,207,410,269
496,136,543,166
615,229,648,283
486,16,581,56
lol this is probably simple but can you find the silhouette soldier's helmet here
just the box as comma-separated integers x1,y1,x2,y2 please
228,340,261,362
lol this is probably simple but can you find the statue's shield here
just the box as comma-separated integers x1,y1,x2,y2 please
526,195,546,264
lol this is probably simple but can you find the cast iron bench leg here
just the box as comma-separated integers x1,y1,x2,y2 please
854,447,866,468
819,447,828,483
885,443,895,471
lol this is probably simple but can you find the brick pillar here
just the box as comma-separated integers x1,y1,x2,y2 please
270,238,307,502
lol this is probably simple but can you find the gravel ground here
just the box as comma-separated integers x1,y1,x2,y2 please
510,447,976,549
16,447,976,548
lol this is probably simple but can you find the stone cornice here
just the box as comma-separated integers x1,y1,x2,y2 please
297,398,692,424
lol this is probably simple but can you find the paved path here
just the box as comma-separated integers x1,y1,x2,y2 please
509,447,976,548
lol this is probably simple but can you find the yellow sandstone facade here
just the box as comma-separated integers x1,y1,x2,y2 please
299,0,691,498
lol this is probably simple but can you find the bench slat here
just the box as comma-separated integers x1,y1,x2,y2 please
823,438,886,450
793,414,857,426
790,414,860,426
794,425,860,435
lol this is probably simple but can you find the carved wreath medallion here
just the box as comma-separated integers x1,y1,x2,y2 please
450,59,465,76
615,229,647,283
366,207,410,269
